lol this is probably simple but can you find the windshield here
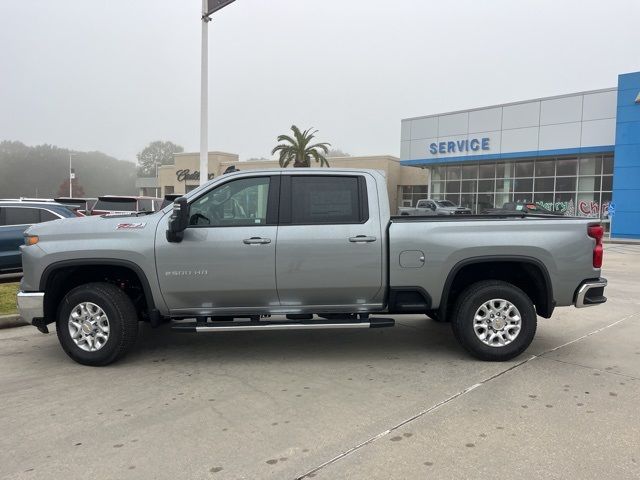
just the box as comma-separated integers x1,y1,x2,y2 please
436,200,456,207
93,199,137,212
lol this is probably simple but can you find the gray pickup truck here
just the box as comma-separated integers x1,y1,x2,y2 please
398,199,472,216
17,169,607,366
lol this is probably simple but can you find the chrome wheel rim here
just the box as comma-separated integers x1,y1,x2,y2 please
68,302,110,352
473,298,522,347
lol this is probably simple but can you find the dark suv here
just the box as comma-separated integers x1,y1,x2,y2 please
0,201,76,273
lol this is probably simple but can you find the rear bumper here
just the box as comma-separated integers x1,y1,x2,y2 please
574,278,607,308
16,291,44,324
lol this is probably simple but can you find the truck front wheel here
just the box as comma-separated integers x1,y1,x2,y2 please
56,282,139,366
451,280,536,361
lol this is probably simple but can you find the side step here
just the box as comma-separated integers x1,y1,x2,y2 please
171,317,395,333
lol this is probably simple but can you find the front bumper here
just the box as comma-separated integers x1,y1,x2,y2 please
575,278,607,308
17,291,44,324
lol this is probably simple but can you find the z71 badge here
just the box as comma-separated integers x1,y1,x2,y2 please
116,223,146,230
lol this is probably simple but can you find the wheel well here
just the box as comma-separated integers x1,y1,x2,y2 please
42,264,151,324
440,260,553,320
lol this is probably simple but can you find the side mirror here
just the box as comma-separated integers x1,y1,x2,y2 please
166,197,189,243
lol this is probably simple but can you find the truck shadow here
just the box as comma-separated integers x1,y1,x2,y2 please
124,317,467,365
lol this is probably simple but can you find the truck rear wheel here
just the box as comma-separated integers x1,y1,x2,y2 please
56,282,139,366
451,280,536,361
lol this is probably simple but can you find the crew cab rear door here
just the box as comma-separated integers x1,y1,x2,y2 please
275,173,384,310
154,174,280,315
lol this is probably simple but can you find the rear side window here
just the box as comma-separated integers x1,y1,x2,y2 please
94,199,137,211
288,176,367,225
3,207,42,225
138,199,153,211
40,209,60,222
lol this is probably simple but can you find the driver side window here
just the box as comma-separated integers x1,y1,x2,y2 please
189,177,271,227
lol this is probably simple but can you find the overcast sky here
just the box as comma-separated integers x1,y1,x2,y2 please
1,0,638,163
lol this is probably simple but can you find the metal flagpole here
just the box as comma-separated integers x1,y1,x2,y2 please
198,0,237,186
199,0,209,186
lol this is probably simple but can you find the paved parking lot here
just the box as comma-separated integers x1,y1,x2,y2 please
1,245,639,480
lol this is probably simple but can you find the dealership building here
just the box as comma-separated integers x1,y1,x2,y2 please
400,71,640,239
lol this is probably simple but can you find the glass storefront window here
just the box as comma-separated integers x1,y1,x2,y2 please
432,166,445,182
576,192,601,217
555,177,577,192
578,176,600,192
445,193,461,204
495,178,512,193
534,192,554,211
513,178,533,192
495,193,511,209
535,177,554,192
556,158,578,176
553,193,575,214
578,157,601,176
478,179,495,193
446,165,461,181
479,164,496,179
515,162,533,177
461,180,477,193
460,194,475,210
514,193,533,203
535,159,555,177
427,153,614,215
477,194,494,212
462,165,478,179
496,162,513,178
446,181,460,193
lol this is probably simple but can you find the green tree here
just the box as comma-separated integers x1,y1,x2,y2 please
272,125,331,168
136,140,183,176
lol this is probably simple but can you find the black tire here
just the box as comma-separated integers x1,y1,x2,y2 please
451,280,536,361
56,282,139,366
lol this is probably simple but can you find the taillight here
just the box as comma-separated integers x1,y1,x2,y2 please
588,224,604,268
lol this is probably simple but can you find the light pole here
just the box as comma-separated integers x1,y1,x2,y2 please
69,153,79,197
199,0,237,186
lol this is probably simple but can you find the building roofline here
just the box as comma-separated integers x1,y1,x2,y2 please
401,87,617,122
174,151,238,157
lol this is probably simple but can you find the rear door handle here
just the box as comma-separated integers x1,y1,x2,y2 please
243,237,271,245
348,235,377,243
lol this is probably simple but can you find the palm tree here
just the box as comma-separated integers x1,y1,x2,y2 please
272,125,331,168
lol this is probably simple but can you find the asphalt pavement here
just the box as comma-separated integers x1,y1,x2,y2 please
1,245,639,479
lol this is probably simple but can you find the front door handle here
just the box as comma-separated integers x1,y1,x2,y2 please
348,235,377,243
243,237,271,245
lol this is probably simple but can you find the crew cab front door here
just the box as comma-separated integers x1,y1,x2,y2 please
155,174,280,315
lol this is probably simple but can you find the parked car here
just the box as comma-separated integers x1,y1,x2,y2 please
399,199,471,216
160,194,181,209
54,197,97,216
0,201,77,273
18,169,606,366
483,202,563,216
88,196,162,215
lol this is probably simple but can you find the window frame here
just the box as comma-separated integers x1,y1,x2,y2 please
279,174,369,226
186,175,280,229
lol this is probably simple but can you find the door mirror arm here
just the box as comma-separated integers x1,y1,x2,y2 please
166,197,189,243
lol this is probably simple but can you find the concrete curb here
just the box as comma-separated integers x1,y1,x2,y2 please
605,238,640,245
0,314,29,329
